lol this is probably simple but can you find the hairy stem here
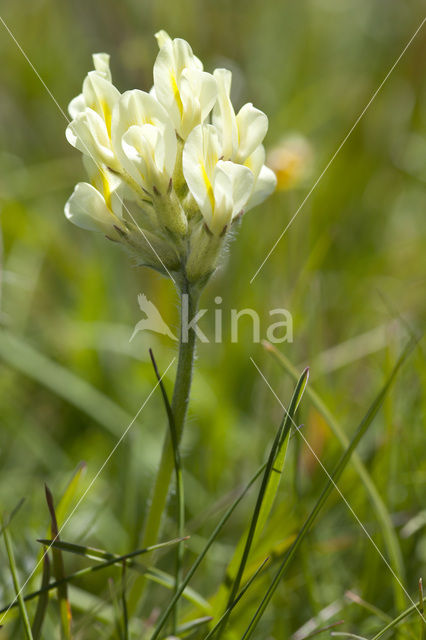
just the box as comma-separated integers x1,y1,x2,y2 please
142,279,197,549
129,278,198,613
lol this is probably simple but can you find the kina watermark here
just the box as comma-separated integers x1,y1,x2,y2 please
130,293,293,344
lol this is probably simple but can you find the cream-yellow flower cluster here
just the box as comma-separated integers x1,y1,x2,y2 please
65,31,276,283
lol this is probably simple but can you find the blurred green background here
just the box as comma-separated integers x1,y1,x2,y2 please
0,0,425,638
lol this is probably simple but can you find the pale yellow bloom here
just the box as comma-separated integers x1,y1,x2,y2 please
153,31,217,140
65,159,124,234
66,54,120,170
212,68,276,211
64,33,276,281
112,89,177,195
183,124,254,235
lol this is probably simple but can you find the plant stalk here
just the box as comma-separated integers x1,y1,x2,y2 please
142,278,197,550
129,277,198,613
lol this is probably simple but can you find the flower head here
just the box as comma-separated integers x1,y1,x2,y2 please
65,32,276,285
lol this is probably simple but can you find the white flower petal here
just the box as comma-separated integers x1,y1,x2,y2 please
182,124,220,221
153,44,182,131
122,124,163,187
213,67,232,98
244,144,266,179
235,103,268,162
92,53,112,81
68,93,86,118
196,71,217,122
172,37,203,71
246,164,277,211
112,90,177,190
68,54,117,121
212,68,237,160
82,72,120,133
82,158,128,217
179,69,217,138
215,160,254,218
210,183,233,234
179,73,199,139
66,109,118,168
64,182,117,233
155,30,172,49
153,36,205,135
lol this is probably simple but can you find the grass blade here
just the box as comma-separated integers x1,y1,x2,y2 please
370,596,426,640
175,616,213,637
0,541,205,617
31,555,50,640
45,485,72,639
37,537,186,563
298,620,345,640
149,463,267,640
242,339,417,640
202,557,271,640
344,590,415,640
150,348,185,635
2,517,34,639
121,563,129,640
215,368,309,638
331,633,368,640
263,339,408,609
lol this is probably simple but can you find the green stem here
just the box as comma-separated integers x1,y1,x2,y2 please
143,279,197,550
129,279,198,613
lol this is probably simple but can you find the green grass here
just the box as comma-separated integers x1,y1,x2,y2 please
0,0,425,638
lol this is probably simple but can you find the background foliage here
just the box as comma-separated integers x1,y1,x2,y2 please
0,0,425,638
